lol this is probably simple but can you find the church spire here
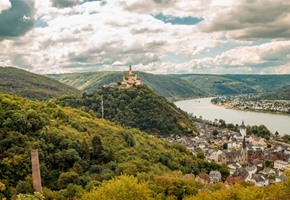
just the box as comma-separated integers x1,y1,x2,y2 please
243,136,246,149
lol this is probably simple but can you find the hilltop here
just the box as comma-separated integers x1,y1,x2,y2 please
0,92,227,199
48,71,290,101
56,85,198,136
0,67,81,100
49,71,204,101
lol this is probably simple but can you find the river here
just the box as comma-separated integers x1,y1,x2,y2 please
175,97,290,135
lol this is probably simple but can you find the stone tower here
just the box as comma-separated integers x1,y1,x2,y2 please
31,149,43,193
129,65,133,75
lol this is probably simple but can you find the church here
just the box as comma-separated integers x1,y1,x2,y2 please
119,65,142,88
234,121,247,139
218,137,248,165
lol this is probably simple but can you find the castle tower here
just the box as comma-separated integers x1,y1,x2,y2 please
129,65,133,75
240,120,246,138
31,149,43,193
119,65,142,88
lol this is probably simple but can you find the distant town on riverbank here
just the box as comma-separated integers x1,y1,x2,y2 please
212,95,290,114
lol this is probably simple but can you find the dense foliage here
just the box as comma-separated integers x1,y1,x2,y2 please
83,172,290,200
0,93,227,199
48,71,290,100
0,67,81,100
56,86,198,136
246,125,271,139
185,172,290,200
263,87,290,100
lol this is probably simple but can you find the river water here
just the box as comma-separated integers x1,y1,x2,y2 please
175,97,290,135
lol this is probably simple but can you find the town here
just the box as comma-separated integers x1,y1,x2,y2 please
212,96,290,114
166,119,290,186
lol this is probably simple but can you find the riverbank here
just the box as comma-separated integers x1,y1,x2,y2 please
212,102,290,116
175,97,290,135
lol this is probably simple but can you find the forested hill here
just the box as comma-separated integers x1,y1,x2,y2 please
48,72,290,101
48,71,204,101
0,67,81,100
56,85,198,136
0,92,228,199
262,86,290,100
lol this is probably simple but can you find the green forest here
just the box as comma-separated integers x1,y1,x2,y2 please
0,67,81,101
56,85,198,136
0,92,229,199
0,68,289,199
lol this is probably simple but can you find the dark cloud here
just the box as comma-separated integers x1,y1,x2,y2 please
154,0,174,4
51,0,81,8
51,0,103,8
119,0,177,14
200,0,290,40
0,0,35,38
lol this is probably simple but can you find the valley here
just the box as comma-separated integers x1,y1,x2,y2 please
48,72,290,101
0,67,290,199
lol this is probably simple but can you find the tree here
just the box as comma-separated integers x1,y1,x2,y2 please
213,129,219,136
15,193,44,200
82,175,154,200
58,172,80,189
223,143,228,150
265,160,272,168
0,182,5,191
197,151,205,160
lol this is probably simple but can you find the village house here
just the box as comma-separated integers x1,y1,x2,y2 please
245,165,258,178
228,163,242,175
248,135,266,146
248,147,264,165
251,174,269,186
209,170,222,183
207,150,223,162
233,168,251,181
274,160,288,170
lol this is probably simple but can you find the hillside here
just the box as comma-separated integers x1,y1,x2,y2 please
263,86,290,100
56,85,198,136
48,72,290,100
0,93,227,199
49,71,204,101
0,67,81,100
177,74,257,95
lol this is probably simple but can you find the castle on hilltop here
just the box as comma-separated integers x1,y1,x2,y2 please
119,65,142,88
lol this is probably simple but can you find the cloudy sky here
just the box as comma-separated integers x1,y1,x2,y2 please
0,0,290,74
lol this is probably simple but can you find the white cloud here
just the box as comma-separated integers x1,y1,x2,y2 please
262,63,290,74
199,0,290,40
0,0,289,74
0,0,11,13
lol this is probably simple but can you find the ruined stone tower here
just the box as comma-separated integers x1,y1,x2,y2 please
31,149,43,193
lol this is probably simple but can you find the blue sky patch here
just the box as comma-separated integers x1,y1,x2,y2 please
154,14,203,25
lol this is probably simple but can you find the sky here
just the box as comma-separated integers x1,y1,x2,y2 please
0,0,290,74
